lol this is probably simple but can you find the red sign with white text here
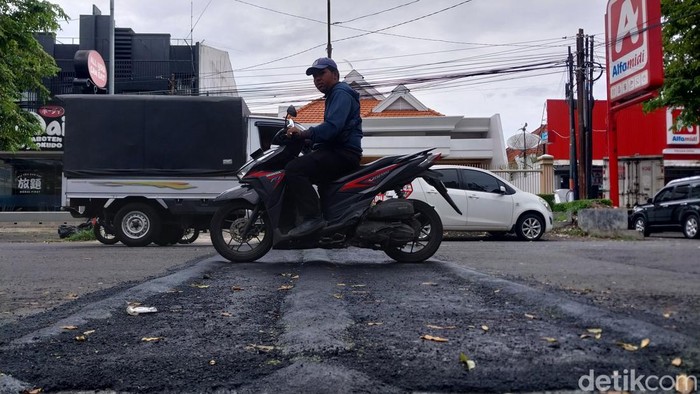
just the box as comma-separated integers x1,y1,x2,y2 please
667,108,700,145
605,0,663,103
87,50,108,89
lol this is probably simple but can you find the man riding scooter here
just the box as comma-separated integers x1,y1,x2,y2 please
284,57,363,237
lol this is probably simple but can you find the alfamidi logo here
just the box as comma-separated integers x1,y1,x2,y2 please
607,0,649,83
578,369,697,393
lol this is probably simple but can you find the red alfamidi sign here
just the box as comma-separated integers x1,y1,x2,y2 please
605,0,663,103
667,108,700,145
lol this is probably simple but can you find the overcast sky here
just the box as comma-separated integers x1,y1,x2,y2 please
50,0,610,141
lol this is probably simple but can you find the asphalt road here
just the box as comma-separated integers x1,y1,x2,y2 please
0,233,698,393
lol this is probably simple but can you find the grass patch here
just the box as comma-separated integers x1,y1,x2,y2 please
552,199,612,213
65,229,96,242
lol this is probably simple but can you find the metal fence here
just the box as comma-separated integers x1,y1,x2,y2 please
459,161,552,195
489,169,543,195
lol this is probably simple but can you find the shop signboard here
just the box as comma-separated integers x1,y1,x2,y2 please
605,0,663,103
14,171,43,195
667,108,700,145
25,104,65,151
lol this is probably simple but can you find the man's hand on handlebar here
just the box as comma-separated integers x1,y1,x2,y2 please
286,126,310,139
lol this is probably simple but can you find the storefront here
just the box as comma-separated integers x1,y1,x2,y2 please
0,105,65,212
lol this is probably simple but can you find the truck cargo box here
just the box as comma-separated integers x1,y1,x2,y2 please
58,95,249,178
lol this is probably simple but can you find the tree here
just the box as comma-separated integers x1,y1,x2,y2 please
644,0,700,129
0,0,67,151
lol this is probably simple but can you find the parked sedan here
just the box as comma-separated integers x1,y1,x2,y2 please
629,175,700,239
405,165,553,241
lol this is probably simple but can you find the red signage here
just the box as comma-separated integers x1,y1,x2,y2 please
74,50,108,89
38,105,65,118
605,0,663,103
87,51,108,88
667,108,700,145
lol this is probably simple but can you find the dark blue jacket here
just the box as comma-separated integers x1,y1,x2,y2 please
309,81,362,155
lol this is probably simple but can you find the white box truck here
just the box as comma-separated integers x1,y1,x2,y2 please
59,95,284,246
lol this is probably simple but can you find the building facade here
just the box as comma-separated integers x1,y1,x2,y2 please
545,99,700,207
293,70,508,169
1,6,236,212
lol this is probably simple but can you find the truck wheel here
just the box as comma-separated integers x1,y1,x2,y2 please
114,203,161,247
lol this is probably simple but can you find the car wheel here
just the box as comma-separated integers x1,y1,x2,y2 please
515,213,544,241
633,216,650,237
682,214,699,239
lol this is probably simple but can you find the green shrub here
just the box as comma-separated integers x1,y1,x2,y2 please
552,199,613,213
537,194,555,208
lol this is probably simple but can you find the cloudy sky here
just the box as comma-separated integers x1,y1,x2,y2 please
50,0,610,141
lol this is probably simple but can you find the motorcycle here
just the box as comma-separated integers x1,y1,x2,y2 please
209,106,461,263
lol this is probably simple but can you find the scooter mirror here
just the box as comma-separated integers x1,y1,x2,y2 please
287,105,297,117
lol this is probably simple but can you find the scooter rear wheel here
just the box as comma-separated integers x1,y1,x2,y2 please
383,199,443,263
210,201,272,262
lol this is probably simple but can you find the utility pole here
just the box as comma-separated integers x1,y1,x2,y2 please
109,0,114,94
576,29,587,199
586,35,595,198
326,0,333,58
567,47,578,200
521,123,528,169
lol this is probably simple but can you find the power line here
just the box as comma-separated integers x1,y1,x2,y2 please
235,0,475,70
334,0,421,24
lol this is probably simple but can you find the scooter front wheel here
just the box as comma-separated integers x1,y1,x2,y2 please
210,201,272,262
383,199,443,263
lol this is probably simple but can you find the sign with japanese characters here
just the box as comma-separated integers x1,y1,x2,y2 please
15,172,43,194
605,0,663,103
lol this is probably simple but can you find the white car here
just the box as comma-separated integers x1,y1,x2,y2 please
405,165,554,241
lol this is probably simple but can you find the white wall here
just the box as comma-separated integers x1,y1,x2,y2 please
198,44,237,96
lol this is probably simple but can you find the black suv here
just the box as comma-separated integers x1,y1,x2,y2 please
630,176,700,238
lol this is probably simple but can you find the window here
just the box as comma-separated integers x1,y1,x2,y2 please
670,185,690,201
689,184,700,199
654,188,673,203
436,169,460,189
463,170,502,193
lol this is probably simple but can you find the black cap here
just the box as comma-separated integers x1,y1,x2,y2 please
305,57,338,76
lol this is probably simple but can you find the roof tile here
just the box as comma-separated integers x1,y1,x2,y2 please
295,97,443,124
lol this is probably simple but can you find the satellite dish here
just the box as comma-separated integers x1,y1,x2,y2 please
507,133,541,150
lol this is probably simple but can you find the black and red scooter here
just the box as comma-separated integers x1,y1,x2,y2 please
209,106,461,263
